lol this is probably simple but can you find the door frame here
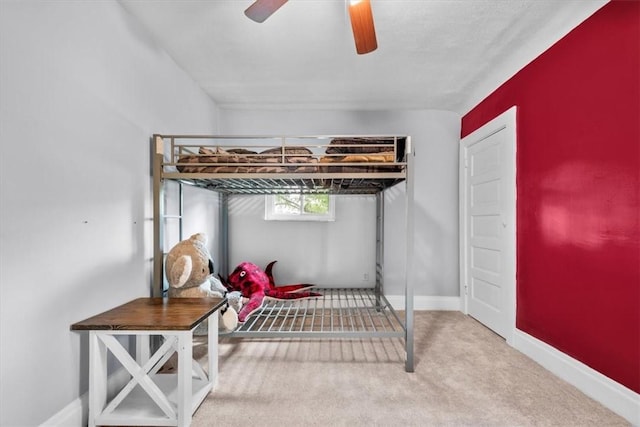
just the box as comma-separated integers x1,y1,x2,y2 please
459,106,517,345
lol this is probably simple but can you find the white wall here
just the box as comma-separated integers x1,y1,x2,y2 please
218,109,461,296
227,194,378,286
0,1,219,425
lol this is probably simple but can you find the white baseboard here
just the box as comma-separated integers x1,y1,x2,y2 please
512,328,640,426
40,367,130,427
385,295,461,311
40,395,85,427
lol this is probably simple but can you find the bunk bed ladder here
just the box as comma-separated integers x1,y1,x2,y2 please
152,136,164,298
153,135,186,297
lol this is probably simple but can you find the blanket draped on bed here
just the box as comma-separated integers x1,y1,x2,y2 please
174,137,405,174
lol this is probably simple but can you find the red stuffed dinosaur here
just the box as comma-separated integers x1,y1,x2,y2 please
224,261,321,322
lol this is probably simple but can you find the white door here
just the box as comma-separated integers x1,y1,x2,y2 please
460,107,516,344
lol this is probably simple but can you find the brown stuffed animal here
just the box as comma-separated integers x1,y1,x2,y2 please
165,233,242,331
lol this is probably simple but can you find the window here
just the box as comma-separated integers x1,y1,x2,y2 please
265,194,335,221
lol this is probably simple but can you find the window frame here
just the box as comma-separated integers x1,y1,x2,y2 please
264,194,336,222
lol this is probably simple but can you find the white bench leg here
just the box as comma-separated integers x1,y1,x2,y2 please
208,314,219,387
177,331,193,426
88,331,107,427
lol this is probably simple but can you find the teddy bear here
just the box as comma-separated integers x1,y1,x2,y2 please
165,232,242,332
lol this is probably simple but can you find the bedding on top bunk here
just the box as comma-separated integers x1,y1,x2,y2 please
176,146,318,173
319,137,406,173
173,137,406,174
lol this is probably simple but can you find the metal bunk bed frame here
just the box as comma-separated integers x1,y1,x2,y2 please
152,134,415,372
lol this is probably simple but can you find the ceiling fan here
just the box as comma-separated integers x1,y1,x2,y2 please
244,0,378,55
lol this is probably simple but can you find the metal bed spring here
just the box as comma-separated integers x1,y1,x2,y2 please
165,175,406,195
221,287,405,339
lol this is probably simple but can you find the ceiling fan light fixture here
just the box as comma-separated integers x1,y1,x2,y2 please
349,0,377,54
245,0,289,23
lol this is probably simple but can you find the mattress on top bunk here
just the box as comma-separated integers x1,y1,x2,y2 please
324,137,405,159
174,137,406,174
319,137,406,173
176,146,318,173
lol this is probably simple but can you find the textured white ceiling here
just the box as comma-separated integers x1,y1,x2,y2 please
118,0,608,114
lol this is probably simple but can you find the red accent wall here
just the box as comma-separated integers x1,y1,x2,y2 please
462,1,640,393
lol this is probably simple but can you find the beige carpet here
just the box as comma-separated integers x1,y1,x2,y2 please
189,311,628,426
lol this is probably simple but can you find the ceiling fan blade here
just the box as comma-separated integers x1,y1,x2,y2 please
245,0,289,23
349,0,378,54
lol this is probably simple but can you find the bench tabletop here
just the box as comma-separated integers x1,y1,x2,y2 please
71,297,226,331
